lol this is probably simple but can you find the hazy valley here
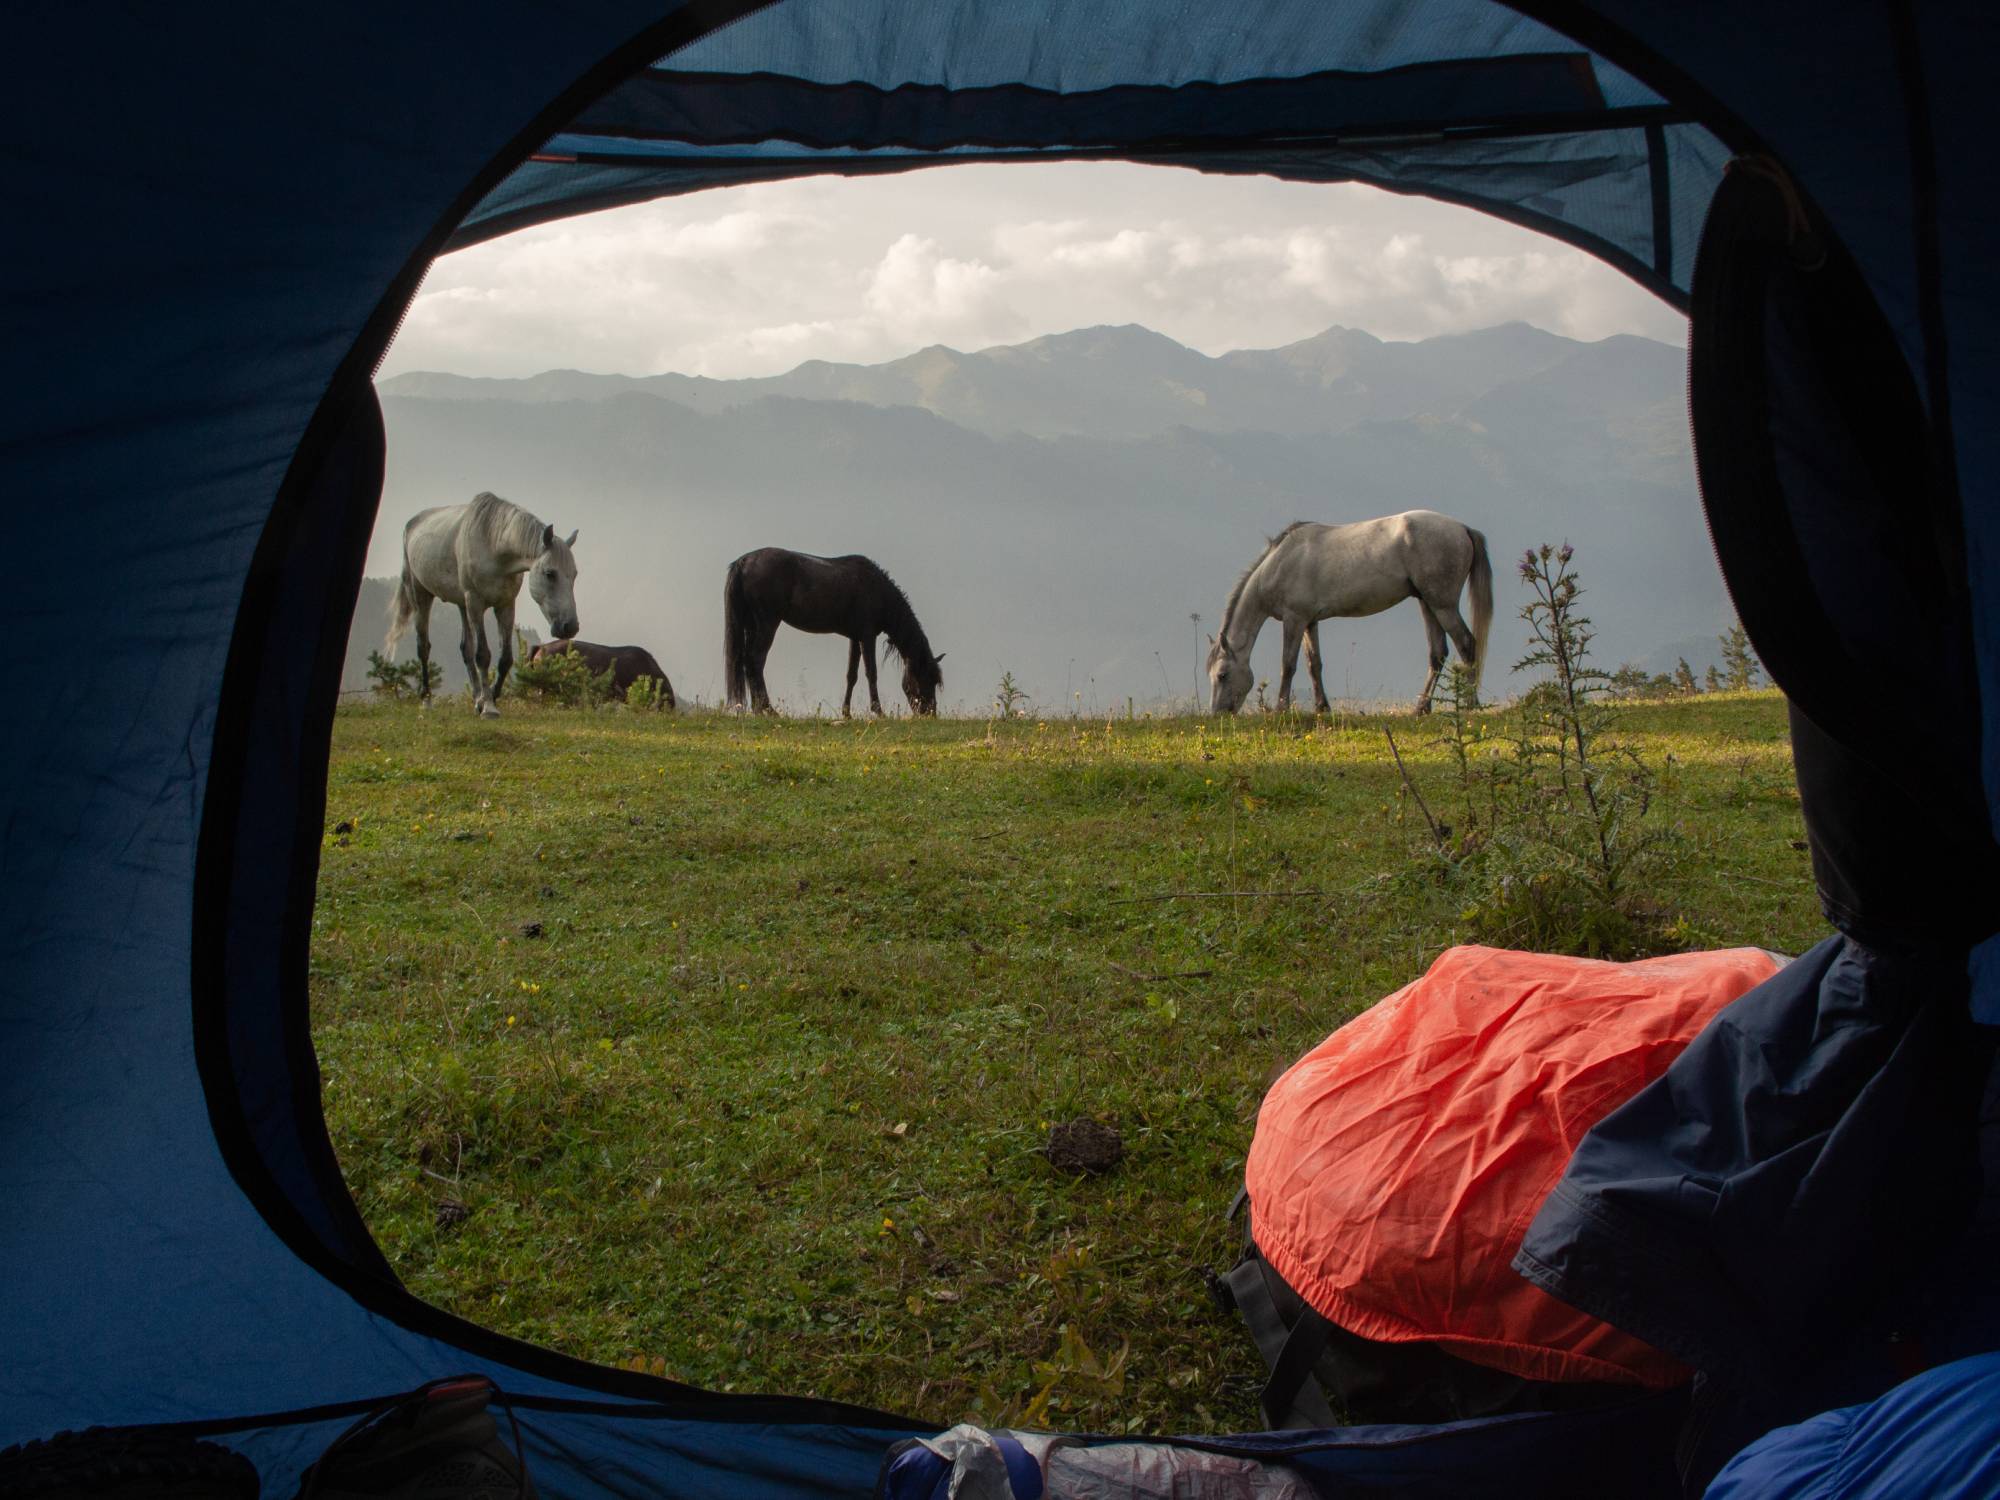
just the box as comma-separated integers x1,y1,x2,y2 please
355,319,1725,711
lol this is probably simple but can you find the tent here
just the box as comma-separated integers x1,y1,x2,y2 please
5,2,1995,1494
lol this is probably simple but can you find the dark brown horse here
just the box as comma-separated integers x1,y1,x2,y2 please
527,640,675,708
724,548,944,716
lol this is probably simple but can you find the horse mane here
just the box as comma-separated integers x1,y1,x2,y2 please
1219,521,1310,638
468,490,548,559
869,561,939,677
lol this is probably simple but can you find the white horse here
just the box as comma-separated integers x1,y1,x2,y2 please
1207,510,1492,715
385,492,580,717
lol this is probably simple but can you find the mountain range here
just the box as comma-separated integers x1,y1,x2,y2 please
357,320,1731,712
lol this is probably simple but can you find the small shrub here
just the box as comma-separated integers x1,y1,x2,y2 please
626,675,665,711
367,650,440,700
1609,662,1678,700
365,650,398,696
994,671,1029,719
511,636,615,707
1718,620,1762,690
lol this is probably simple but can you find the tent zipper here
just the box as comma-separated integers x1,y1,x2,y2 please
370,259,432,381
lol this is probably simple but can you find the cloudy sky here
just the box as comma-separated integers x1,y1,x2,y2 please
381,162,1686,380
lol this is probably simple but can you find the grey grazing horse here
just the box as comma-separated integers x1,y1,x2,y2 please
1207,510,1492,715
385,492,579,717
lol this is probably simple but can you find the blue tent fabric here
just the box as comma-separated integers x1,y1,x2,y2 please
4,2,1998,1494
1515,938,1992,1384
1704,1352,2000,1500
566,58,1621,150
1517,129,2000,1484
148,1398,917,1500
452,0,1728,309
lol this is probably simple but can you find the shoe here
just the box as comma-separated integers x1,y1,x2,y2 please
294,1377,534,1500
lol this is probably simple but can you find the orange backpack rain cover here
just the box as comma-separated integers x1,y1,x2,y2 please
1246,945,1782,1389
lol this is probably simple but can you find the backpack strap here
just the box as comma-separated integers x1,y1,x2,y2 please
1215,1194,1339,1429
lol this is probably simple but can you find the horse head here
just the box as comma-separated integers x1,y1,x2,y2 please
528,524,581,640
902,650,944,717
1207,634,1251,713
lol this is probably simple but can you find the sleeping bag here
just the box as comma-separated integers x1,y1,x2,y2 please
1229,945,1782,1425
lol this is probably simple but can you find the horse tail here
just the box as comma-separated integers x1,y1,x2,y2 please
723,557,750,708
385,568,417,657
1464,525,1494,696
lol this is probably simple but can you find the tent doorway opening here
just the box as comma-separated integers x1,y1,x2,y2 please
312,155,1816,1430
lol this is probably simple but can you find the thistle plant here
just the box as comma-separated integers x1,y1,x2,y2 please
1435,660,1500,850
1511,542,1660,893
1460,543,1678,955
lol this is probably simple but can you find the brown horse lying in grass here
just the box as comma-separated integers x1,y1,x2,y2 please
527,640,674,708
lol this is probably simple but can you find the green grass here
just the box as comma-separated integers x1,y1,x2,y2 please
313,690,1817,1432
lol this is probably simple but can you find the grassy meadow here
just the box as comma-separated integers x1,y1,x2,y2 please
312,690,1817,1433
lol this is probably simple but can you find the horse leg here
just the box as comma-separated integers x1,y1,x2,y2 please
1415,609,1447,715
454,605,482,712
491,600,516,703
842,638,860,719
413,591,436,703
1276,618,1304,711
1420,601,1479,713
470,609,498,717
475,616,499,717
1433,602,1479,669
1303,620,1332,714
862,636,882,716
745,617,780,714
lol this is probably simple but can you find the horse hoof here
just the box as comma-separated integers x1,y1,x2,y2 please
479,704,501,720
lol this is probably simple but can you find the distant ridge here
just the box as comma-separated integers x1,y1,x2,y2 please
378,320,1682,443
364,320,1723,711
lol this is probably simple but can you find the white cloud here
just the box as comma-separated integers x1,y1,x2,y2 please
653,207,815,259
1047,227,1170,273
379,163,1685,380
864,233,1008,332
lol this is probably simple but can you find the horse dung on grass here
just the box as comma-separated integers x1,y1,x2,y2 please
1207,510,1492,715
724,548,944,717
386,491,579,717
